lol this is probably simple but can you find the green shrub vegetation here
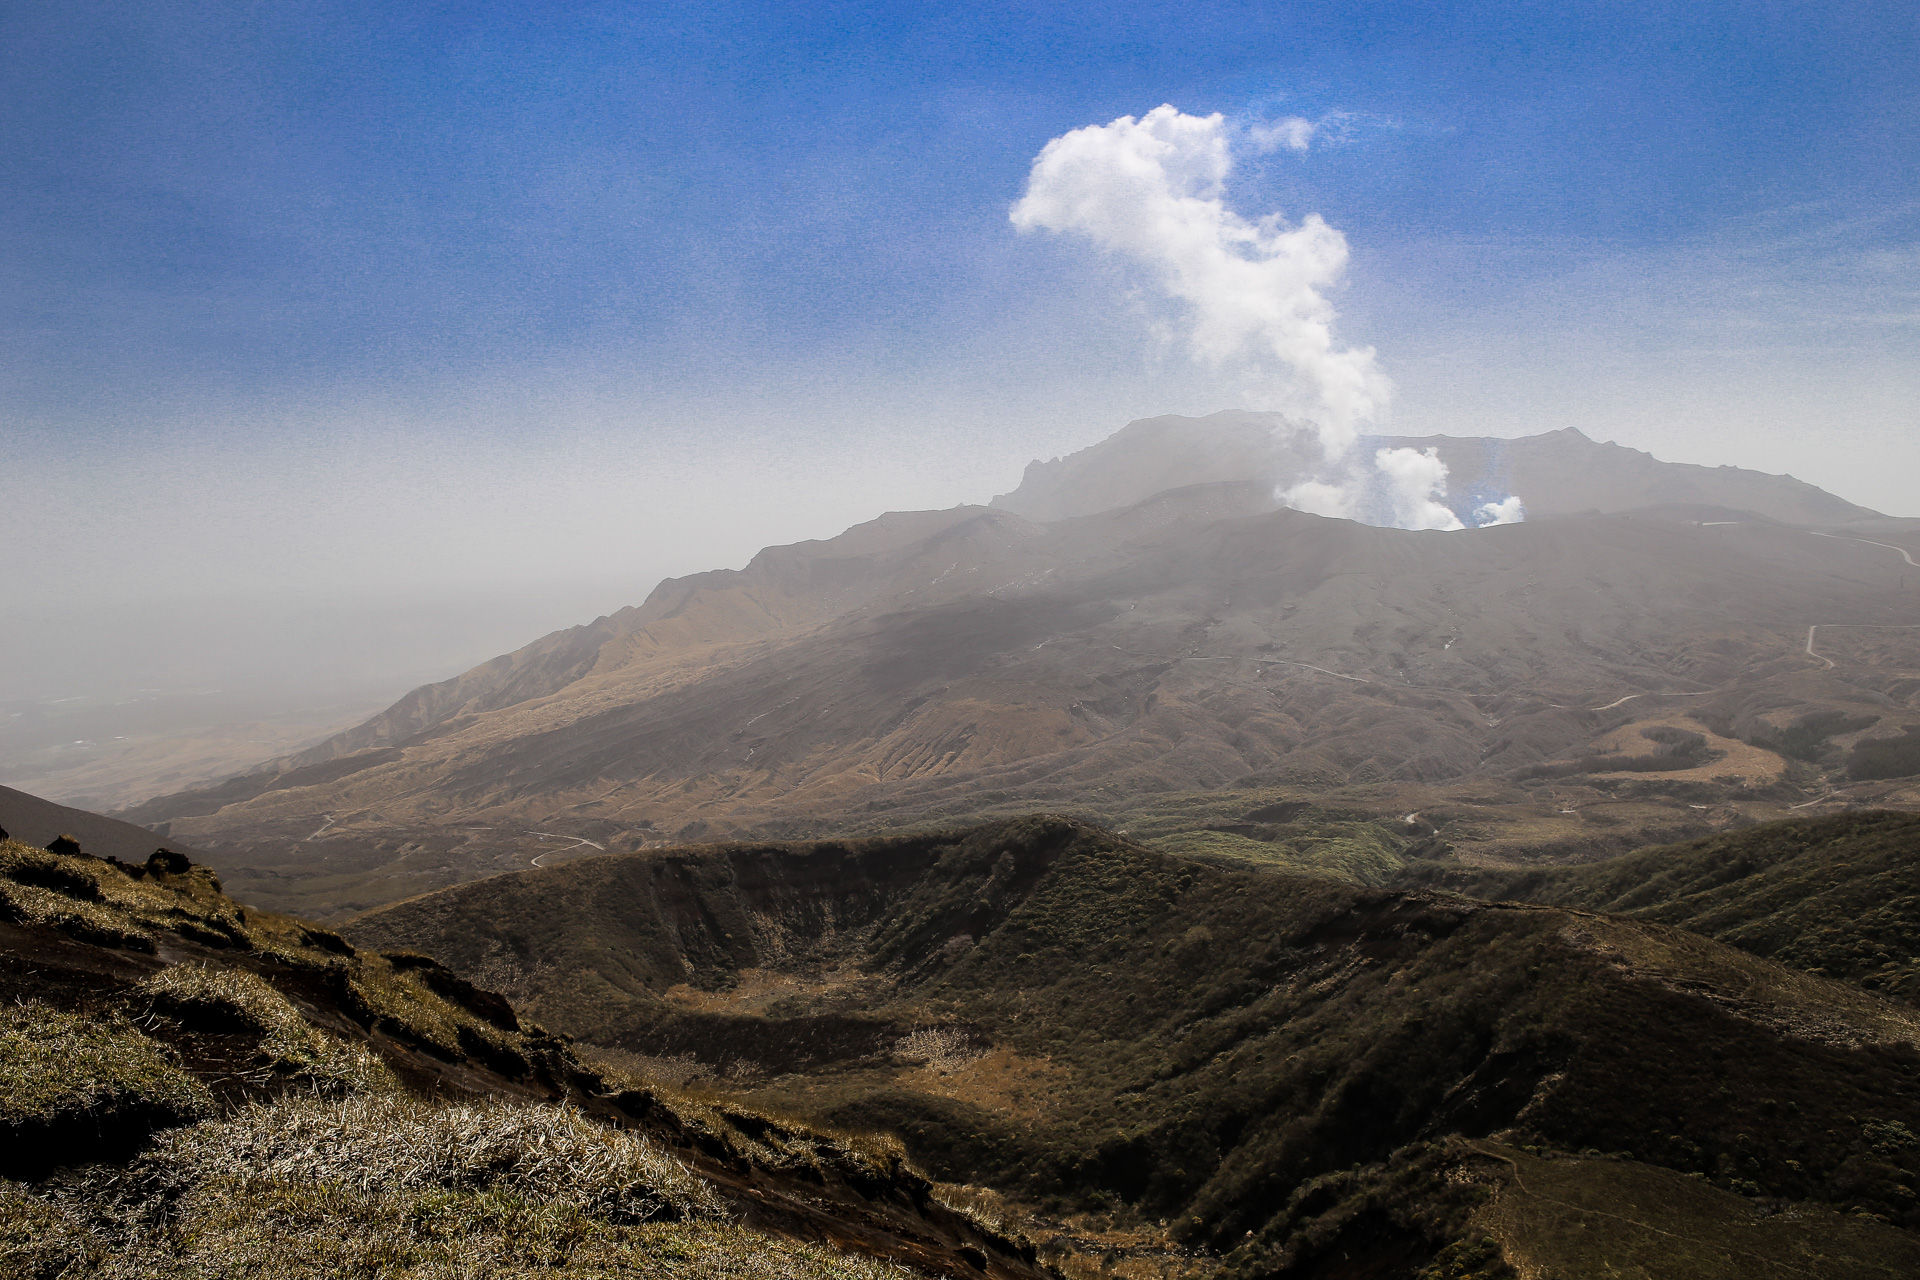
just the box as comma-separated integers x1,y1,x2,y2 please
1519,725,1719,780
1849,727,1920,781
1151,815,1410,881
1735,709,1884,763
1400,811,1920,1002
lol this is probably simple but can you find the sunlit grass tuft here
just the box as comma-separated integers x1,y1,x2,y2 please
0,1001,212,1146
148,1091,726,1222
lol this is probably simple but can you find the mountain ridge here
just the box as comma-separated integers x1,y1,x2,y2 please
141,418,1888,802
991,412,1882,526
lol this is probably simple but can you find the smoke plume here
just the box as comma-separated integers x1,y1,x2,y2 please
1011,105,1387,460
1374,447,1464,530
1474,495,1526,526
1013,105,1524,530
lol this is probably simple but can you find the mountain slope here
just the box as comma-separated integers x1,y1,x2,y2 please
127,487,1920,915
0,782,202,863
349,814,1920,1277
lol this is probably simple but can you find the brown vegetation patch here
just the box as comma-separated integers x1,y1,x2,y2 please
662,965,880,1016
1591,716,1790,784
899,1045,1069,1120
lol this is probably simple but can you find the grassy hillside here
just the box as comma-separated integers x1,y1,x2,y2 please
158,773,1766,924
352,814,1920,1278
0,835,1042,1280
1399,811,1920,1003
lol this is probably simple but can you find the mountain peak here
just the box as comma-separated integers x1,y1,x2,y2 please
992,412,1877,526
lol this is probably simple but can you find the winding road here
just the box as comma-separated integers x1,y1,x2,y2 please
1805,623,1920,670
1811,530,1919,566
526,830,605,868
1795,530,1920,668
1583,691,1710,712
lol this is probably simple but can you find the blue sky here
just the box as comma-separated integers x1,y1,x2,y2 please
4,0,1918,698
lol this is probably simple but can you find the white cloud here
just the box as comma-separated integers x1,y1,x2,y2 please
1248,116,1316,153
1011,105,1389,460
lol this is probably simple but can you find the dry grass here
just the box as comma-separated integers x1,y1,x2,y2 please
341,950,532,1068
139,962,308,1037
0,837,262,954
0,1178,921,1280
344,953,470,1050
894,1026,984,1073
1,840,534,1103
147,1091,725,1222
0,875,156,952
0,1089,923,1279
0,1000,212,1138
931,1181,1016,1234
0,992,924,1279
136,963,399,1095
684,1096,911,1181
586,1043,716,1088
0,840,951,1280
